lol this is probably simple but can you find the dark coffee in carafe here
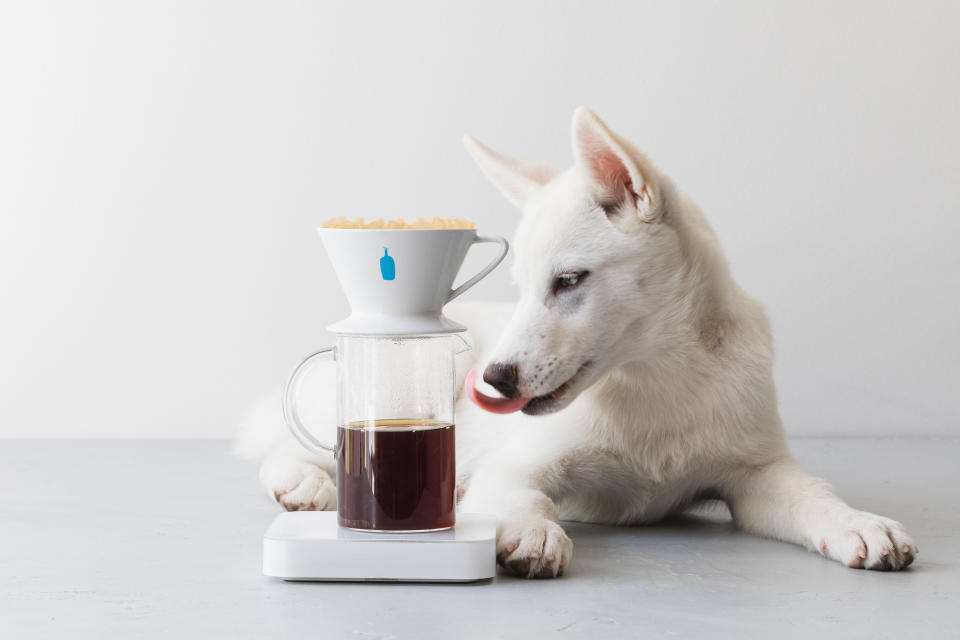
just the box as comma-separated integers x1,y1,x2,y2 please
336,420,455,531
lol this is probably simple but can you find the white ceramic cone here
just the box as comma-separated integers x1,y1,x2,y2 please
318,228,508,336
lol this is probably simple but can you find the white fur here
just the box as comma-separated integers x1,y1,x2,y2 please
236,108,916,577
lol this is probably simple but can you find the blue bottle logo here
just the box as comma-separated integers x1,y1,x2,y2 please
380,248,396,281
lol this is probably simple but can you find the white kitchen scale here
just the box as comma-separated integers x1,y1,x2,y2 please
263,511,497,582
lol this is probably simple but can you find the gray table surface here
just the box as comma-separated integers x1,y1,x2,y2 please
0,438,956,639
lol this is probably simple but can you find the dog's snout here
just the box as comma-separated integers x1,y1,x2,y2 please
483,362,520,399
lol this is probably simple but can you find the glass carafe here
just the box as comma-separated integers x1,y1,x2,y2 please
283,334,469,532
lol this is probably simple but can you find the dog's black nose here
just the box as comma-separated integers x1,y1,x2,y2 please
483,362,520,398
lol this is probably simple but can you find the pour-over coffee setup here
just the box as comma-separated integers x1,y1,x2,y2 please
262,222,508,582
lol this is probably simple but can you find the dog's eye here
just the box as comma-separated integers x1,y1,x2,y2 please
552,271,589,294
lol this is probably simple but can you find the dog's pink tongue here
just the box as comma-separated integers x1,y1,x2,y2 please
465,368,530,414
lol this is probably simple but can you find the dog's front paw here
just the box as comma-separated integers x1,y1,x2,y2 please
497,516,572,578
817,510,917,570
264,461,337,512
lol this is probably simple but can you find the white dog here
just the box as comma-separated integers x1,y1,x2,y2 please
237,107,916,578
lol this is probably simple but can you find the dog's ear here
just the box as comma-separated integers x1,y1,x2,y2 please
462,136,556,209
572,107,656,223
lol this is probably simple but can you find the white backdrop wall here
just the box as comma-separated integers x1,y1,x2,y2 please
1,1,958,438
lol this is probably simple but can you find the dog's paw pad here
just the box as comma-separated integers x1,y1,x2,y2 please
269,463,336,512
820,511,916,571
496,517,572,579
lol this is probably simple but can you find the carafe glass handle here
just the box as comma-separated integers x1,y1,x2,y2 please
282,346,335,454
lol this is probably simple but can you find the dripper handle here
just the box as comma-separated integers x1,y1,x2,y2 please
282,346,336,454
446,234,509,303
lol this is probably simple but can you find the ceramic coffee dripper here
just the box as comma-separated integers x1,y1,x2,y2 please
318,227,508,336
